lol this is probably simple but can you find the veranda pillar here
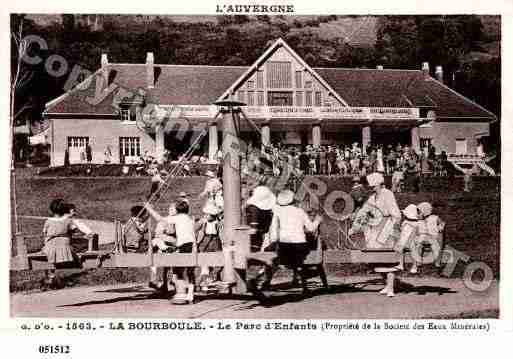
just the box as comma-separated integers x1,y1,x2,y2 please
155,123,165,164
261,120,271,148
411,126,420,153
312,123,322,148
362,125,371,154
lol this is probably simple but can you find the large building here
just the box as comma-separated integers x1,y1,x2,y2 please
43,39,496,167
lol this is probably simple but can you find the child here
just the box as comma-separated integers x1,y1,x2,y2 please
147,201,197,303
394,204,420,273
148,203,177,293
417,202,446,268
391,165,405,193
148,163,165,199
41,199,93,290
123,205,149,253
196,201,223,290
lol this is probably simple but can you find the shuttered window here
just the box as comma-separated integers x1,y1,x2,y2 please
256,70,264,88
267,61,292,88
315,92,322,106
295,71,302,88
247,91,255,106
305,91,313,107
257,91,265,106
295,91,303,106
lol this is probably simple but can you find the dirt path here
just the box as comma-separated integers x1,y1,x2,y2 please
10,276,498,319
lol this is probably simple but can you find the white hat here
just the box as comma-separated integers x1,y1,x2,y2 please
277,190,295,206
205,170,215,178
402,204,418,220
246,186,276,210
417,202,433,217
366,172,384,187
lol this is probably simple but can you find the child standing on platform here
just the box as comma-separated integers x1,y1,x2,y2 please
417,202,446,268
196,201,223,290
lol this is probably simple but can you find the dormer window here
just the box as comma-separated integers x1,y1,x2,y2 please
120,105,136,122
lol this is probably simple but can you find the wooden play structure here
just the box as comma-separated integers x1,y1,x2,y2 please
10,102,449,300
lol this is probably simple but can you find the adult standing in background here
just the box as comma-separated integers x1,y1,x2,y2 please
85,143,92,163
104,145,112,164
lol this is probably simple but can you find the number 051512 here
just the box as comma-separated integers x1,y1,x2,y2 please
38,345,70,354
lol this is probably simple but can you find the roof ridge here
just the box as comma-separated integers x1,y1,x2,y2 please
110,63,250,68
314,67,423,72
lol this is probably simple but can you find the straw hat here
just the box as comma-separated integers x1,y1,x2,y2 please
277,189,295,206
402,204,419,220
202,201,220,215
205,170,215,178
417,202,433,217
366,172,384,187
246,186,276,210
179,191,188,197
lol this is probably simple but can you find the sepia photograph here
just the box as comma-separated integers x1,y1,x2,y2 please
8,12,500,320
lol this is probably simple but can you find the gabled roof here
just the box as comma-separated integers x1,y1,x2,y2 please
217,38,349,106
45,64,248,115
316,68,496,119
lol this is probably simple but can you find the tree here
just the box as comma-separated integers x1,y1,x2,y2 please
10,18,32,233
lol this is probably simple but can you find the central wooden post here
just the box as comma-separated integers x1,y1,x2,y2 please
215,101,245,285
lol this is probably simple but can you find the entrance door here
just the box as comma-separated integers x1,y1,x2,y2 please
455,138,467,154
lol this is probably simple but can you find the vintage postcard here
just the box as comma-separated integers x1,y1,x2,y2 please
2,0,511,357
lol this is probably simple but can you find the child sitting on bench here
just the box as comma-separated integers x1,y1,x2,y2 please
41,199,94,290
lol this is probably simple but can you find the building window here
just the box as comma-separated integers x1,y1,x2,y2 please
420,137,432,149
247,91,255,106
267,61,292,88
120,109,133,122
455,138,467,155
119,137,141,157
257,91,265,106
256,70,264,89
305,80,312,89
238,90,245,103
295,71,302,88
268,91,293,106
295,91,303,106
305,91,313,107
247,80,254,89
68,136,89,148
314,91,322,106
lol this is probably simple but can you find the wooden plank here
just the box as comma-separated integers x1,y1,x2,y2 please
197,252,225,267
102,253,152,267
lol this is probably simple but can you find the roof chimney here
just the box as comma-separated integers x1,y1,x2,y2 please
435,65,443,84
101,53,109,85
422,62,430,78
376,65,384,70
146,52,154,88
